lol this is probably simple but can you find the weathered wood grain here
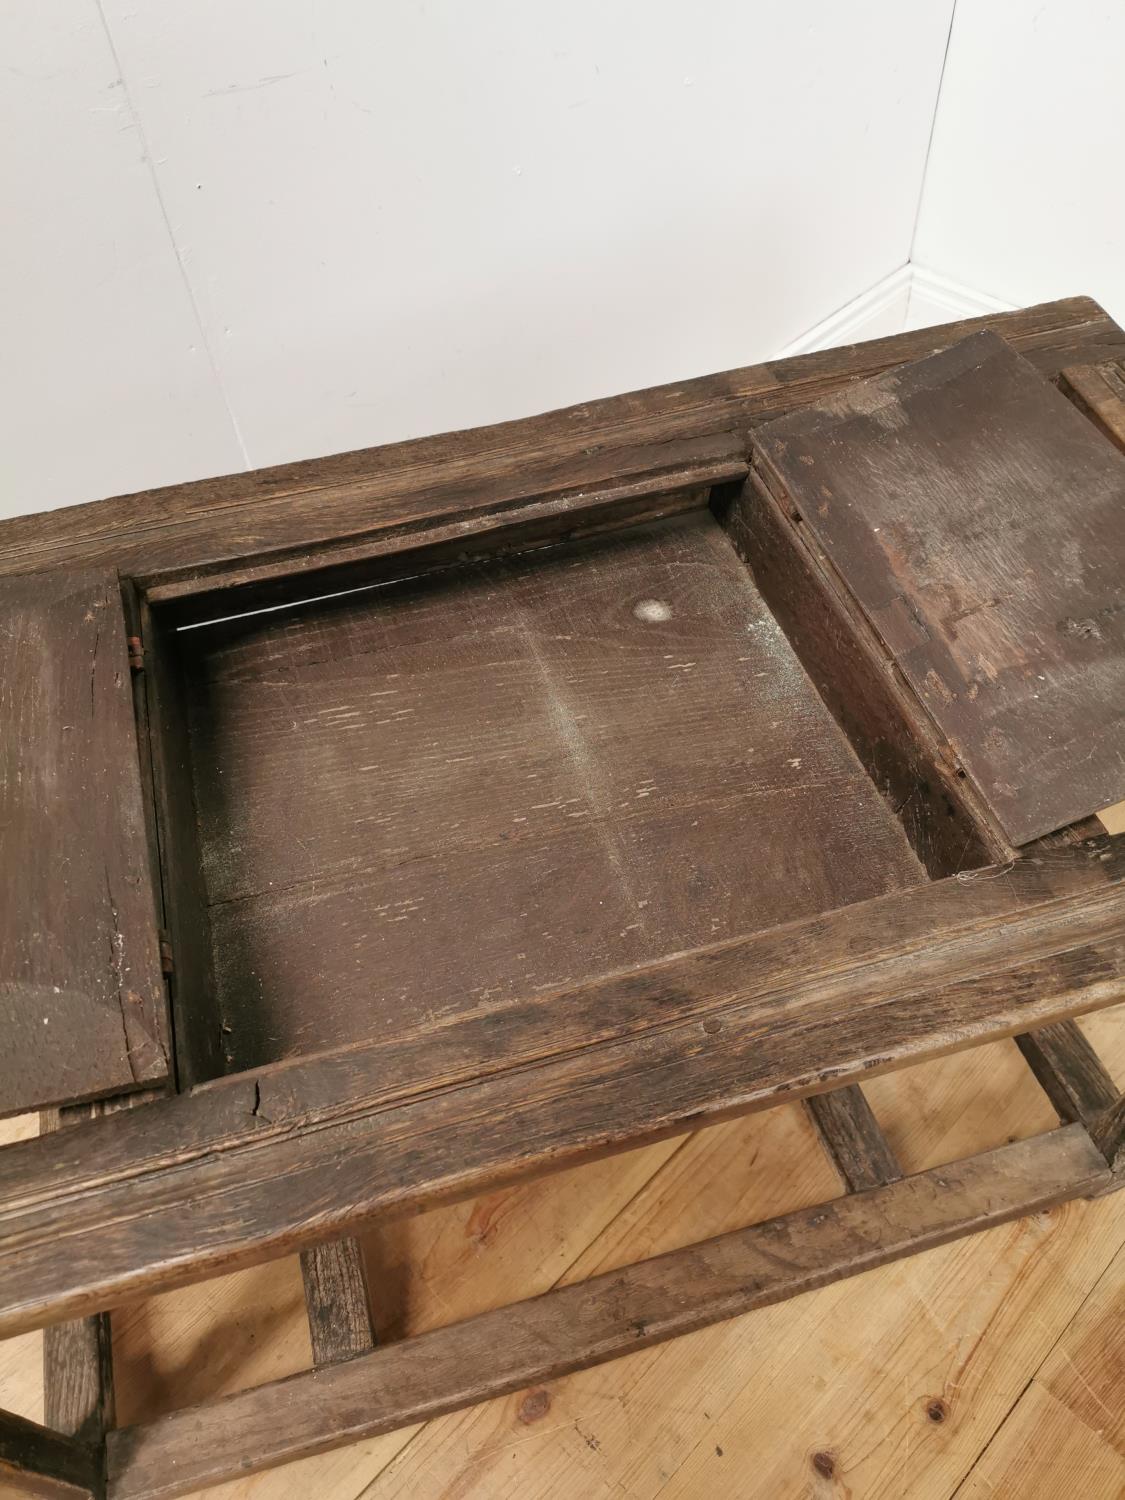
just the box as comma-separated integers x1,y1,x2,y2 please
138,602,221,1089
754,330,1125,844
185,511,925,1071
39,1095,160,1448
101,1127,1110,1500
0,1406,102,1499
0,300,1116,600
1060,359,1125,453
42,1315,113,1454
1090,1094,1125,1173
300,1241,376,1366
0,569,169,1117
722,471,1008,876
1016,1021,1119,1128
0,835,1121,1338
805,1086,901,1191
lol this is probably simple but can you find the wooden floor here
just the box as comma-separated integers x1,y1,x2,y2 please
2,822,1123,1499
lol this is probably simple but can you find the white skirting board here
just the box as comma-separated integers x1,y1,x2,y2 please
780,265,1016,355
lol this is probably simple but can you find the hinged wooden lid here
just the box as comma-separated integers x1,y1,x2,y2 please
753,329,1125,845
0,569,170,1116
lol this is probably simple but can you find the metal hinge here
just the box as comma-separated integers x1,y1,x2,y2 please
127,634,145,672
159,931,174,977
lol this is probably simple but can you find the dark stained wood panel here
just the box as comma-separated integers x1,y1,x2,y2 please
754,329,1125,845
300,1239,377,1366
805,1085,901,1192
183,512,926,1070
0,570,170,1116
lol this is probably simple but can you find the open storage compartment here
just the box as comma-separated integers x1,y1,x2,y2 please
157,498,962,1081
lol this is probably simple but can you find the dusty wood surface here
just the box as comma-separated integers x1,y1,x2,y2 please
1060,358,1125,453
0,569,169,1118
0,299,1119,600
102,1127,1109,1500
0,834,1121,1338
184,511,925,1072
299,1241,377,1367
754,330,1125,845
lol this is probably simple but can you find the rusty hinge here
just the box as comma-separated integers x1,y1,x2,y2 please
159,931,174,977
127,634,145,672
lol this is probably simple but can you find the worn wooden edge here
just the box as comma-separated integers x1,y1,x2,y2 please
299,1240,377,1366
138,602,222,1088
9,831,1116,1206
0,838,1122,1338
722,469,1011,875
1089,1095,1125,1174
101,1126,1110,1500
1015,1021,1119,1128
39,1097,162,1445
804,1086,902,1192
0,569,171,1119
0,1406,103,1500
1059,360,1125,453
0,299,1118,595
148,465,736,624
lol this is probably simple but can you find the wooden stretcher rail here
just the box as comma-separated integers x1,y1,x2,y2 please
805,1086,902,1192
0,1406,102,1500
0,834,1122,1338
101,1126,1111,1500
0,298,1119,596
299,1240,377,1366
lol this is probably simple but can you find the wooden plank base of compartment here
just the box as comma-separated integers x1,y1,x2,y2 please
300,1240,377,1366
0,1406,103,1499
101,1126,1111,1500
182,509,927,1074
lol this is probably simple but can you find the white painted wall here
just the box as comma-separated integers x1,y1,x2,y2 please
913,0,1125,329
1,2,954,517
0,4,246,517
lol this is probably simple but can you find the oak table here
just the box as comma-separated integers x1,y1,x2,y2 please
1,295,1124,1499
